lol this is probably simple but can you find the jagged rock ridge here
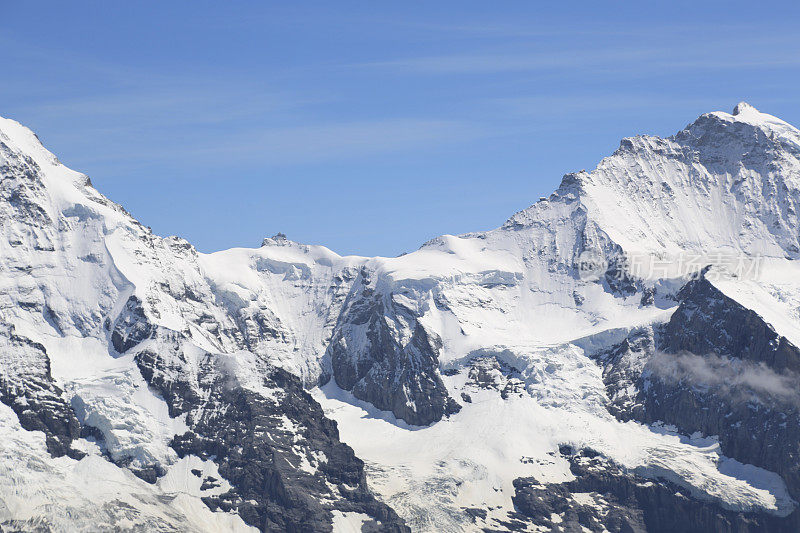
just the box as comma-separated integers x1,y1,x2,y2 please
2,104,800,532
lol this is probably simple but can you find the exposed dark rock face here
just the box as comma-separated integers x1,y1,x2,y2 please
172,368,407,532
595,327,655,422
101,294,410,531
593,274,800,527
639,361,800,502
327,268,457,426
0,325,81,459
0,140,52,228
134,337,203,417
109,295,154,354
131,328,408,533
0,517,54,532
663,276,800,372
603,255,641,297
511,448,797,533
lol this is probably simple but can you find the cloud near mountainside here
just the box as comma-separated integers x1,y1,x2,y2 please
646,351,800,408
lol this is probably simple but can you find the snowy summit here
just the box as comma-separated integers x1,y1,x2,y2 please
2,103,800,532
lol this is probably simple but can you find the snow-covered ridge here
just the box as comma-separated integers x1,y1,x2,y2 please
2,103,800,531
0,113,405,530
501,102,800,261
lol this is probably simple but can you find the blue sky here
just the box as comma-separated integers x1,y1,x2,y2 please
2,1,799,256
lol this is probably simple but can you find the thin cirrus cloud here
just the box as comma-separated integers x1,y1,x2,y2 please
12,72,322,123
9,79,483,168
5,66,488,170
65,117,485,167
1,41,487,169
357,48,800,75
486,95,793,116
352,32,800,75
17,87,324,130
225,119,484,164
355,48,657,74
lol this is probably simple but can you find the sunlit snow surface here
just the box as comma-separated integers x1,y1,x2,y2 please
0,402,255,532
316,346,794,531
1,103,800,531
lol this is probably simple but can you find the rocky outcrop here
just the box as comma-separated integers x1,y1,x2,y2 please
7,102,800,531
97,291,411,530
134,329,408,532
511,448,797,532
652,277,800,501
639,362,800,503
0,325,81,459
327,268,458,426
664,276,800,372
594,327,655,422
594,274,800,524
109,295,154,354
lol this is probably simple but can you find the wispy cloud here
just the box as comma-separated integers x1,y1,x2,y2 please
352,32,800,75
354,48,655,74
647,351,800,408
358,49,800,75
0,32,488,169
14,83,324,130
3,13,798,177
72,118,484,166
486,95,798,117
385,21,643,39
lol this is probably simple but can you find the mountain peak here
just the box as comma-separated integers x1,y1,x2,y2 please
732,101,758,116
4,104,800,531
262,232,290,246
709,101,797,137
0,116,60,169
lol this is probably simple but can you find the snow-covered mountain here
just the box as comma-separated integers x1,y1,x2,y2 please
2,103,800,532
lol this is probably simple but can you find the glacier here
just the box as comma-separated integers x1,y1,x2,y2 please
1,103,800,531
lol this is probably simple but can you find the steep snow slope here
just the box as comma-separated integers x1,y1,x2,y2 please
2,103,800,532
198,237,365,384
576,102,800,259
0,116,406,531
313,103,800,530
0,116,256,530
198,103,800,530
